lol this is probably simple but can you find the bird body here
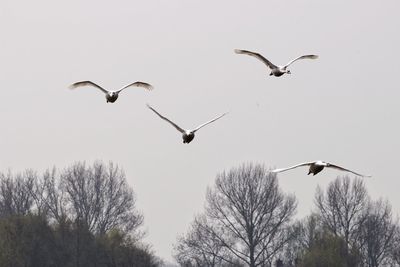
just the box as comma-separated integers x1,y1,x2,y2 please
147,104,228,144
234,49,318,77
270,68,286,77
307,161,326,175
182,131,195,144
69,81,153,103
106,92,119,103
272,160,370,177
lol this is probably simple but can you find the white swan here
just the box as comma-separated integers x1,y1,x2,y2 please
272,160,371,177
69,81,153,103
234,49,318,77
147,104,228,144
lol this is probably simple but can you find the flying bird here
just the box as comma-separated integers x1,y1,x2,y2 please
234,49,318,77
69,80,153,103
147,104,228,144
272,160,371,177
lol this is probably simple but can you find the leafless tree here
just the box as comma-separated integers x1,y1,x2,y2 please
357,199,397,267
41,168,68,223
391,226,400,266
315,176,369,252
0,170,36,217
60,161,144,236
202,163,297,267
174,215,240,267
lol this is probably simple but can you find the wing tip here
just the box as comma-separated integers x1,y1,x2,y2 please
68,81,93,90
234,49,244,54
68,83,79,90
143,83,154,91
134,81,154,91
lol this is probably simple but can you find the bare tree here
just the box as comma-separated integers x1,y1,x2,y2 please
174,215,240,267
0,170,36,217
61,161,144,236
315,176,369,253
40,168,68,223
200,163,297,267
357,199,397,267
391,226,400,266
0,162,160,266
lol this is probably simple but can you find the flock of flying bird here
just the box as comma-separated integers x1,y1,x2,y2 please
69,49,371,178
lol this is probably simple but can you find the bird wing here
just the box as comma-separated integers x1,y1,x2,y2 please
146,104,185,133
116,81,154,93
327,163,371,177
284,55,318,68
234,49,277,69
192,112,228,132
69,81,109,94
271,162,315,173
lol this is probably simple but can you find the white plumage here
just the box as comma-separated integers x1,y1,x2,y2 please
69,80,153,103
272,160,370,177
234,49,318,77
147,104,228,144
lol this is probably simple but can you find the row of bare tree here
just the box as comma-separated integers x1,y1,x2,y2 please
0,161,160,267
174,163,400,267
1,161,399,266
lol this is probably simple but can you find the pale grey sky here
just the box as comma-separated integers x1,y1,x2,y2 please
1,0,399,263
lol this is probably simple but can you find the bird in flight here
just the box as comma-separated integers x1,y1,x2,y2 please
272,160,371,177
69,80,153,103
234,49,318,77
147,104,228,144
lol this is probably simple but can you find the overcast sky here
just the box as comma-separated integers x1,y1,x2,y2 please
1,0,400,263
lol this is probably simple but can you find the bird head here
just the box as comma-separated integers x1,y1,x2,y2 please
286,70,291,74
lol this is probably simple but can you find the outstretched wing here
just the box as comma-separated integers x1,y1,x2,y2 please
147,104,185,133
69,81,109,94
271,162,315,173
284,55,318,68
234,49,277,69
192,112,228,133
116,81,153,93
327,163,371,177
